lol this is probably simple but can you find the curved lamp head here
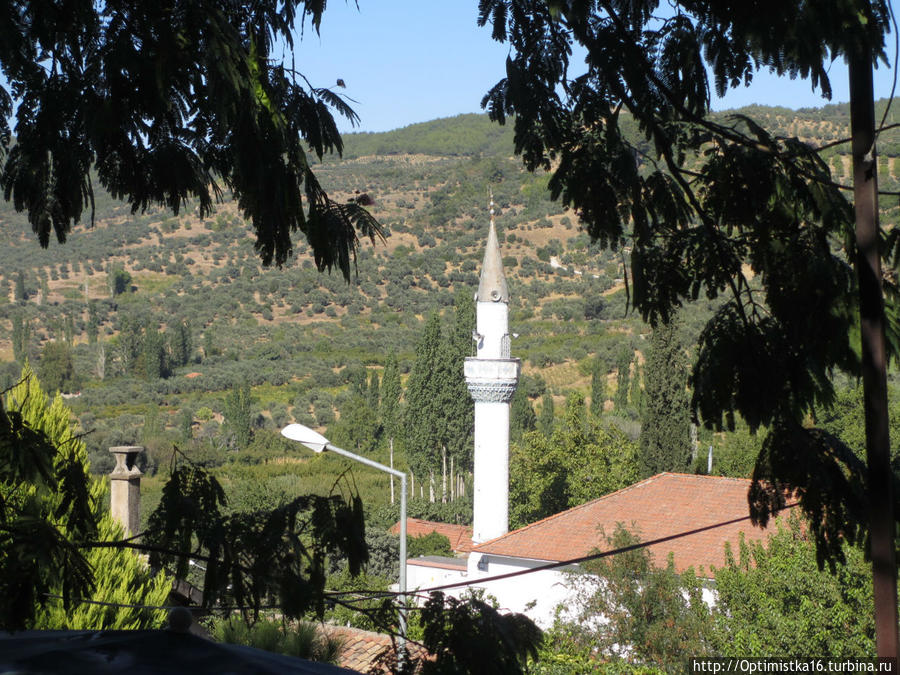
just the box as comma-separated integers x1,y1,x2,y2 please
281,423,330,453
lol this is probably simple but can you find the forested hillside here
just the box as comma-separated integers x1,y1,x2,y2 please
0,103,898,532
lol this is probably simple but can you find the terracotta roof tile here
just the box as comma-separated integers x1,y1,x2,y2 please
474,473,780,574
325,625,429,674
389,518,474,553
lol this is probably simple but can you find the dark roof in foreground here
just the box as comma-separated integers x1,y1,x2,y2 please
0,629,359,674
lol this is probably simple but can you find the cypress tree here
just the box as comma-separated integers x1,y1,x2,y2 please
224,382,253,449
117,315,145,375
11,313,29,363
629,360,644,413
439,291,474,472
510,387,537,443
589,356,606,418
381,354,402,443
64,315,75,347
87,302,100,345
639,318,691,476
404,313,444,476
141,325,167,380
613,347,632,411
538,391,555,437
37,341,75,394
179,406,194,441
329,394,379,454
367,369,380,417
167,319,192,368
14,270,26,303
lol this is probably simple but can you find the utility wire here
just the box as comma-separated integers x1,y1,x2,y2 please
45,501,799,613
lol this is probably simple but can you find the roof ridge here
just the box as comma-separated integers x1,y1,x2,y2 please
658,471,752,484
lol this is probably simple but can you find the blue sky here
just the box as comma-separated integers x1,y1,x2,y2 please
293,2,900,134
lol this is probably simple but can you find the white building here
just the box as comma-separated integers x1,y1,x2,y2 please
406,473,777,628
401,209,777,628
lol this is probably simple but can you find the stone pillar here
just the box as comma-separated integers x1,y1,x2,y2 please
109,446,143,537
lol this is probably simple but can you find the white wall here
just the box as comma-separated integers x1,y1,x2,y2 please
405,554,718,631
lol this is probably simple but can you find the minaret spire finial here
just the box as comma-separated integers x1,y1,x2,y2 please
477,193,509,303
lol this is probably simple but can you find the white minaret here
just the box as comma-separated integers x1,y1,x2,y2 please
465,199,520,544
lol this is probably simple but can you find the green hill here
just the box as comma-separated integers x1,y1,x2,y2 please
0,102,895,497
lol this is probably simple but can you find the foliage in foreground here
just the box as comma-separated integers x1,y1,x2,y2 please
555,519,876,672
478,0,897,567
1,366,169,630
143,455,368,622
369,591,543,675
0,0,382,272
211,615,344,665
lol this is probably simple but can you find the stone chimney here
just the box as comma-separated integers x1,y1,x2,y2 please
109,446,143,537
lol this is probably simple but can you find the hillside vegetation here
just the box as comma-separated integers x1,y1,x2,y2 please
0,102,898,523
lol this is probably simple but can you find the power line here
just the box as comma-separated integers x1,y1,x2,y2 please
408,501,800,595
44,501,799,613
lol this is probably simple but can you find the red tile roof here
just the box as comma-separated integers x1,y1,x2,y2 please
473,473,781,575
389,518,474,553
324,625,428,674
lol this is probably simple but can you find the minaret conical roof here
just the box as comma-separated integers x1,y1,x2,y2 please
476,219,509,303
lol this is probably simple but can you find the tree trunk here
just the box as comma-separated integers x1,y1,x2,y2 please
441,446,447,504
429,470,435,503
848,47,900,660
450,456,455,501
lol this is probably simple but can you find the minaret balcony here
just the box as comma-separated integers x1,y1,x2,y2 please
464,357,520,403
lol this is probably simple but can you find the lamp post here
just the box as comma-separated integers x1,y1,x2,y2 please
280,423,408,660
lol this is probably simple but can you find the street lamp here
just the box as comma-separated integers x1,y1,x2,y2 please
280,423,408,660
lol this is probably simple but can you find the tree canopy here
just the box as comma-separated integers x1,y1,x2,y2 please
478,0,898,563
1,366,170,630
0,0,382,273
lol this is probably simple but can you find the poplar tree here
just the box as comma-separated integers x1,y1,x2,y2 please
367,369,380,417
639,319,691,476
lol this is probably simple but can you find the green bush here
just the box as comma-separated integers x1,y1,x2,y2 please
211,616,344,665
